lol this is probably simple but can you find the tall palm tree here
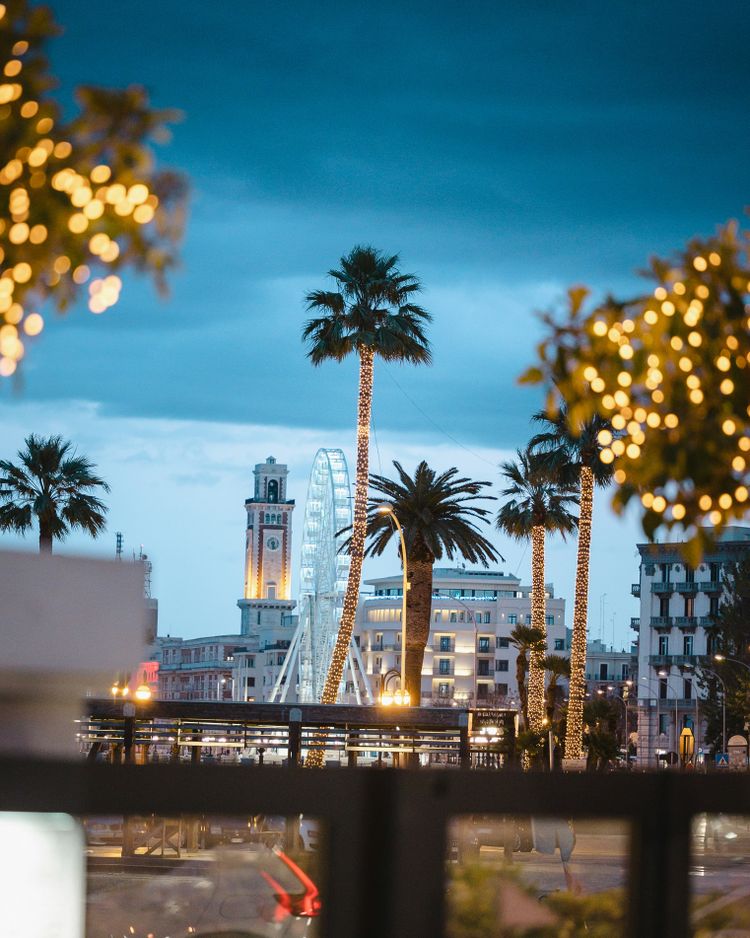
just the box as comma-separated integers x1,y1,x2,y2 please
496,448,577,732
529,404,614,761
509,624,546,726
541,653,570,724
362,460,500,704
0,434,109,553
302,247,431,717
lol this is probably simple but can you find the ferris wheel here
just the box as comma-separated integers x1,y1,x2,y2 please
270,448,373,704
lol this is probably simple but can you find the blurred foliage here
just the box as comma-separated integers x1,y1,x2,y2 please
698,556,750,752
446,861,625,937
0,0,186,377
521,222,750,559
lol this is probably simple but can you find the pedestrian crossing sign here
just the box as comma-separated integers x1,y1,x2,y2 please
716,752,729,766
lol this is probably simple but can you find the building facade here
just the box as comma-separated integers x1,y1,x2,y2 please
153,457,298,702
634,526,750,767
354,567,567,707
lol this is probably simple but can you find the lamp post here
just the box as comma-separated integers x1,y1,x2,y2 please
713,654,750,676
377,504,409,705
600,686,630,768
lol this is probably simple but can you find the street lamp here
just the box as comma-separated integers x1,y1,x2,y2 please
713,654,750,676
379,668,410,707
377,503,409,705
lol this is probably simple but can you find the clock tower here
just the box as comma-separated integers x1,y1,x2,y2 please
238,456,295,636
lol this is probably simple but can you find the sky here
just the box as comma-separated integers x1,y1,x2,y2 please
1,1,749,648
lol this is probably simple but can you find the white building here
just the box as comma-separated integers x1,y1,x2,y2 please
354,567,567,707
582,638,635,695
634,525,750,767
153,457,298,702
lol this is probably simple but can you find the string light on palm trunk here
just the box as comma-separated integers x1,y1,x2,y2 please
526,525,547,732
564,466,593,760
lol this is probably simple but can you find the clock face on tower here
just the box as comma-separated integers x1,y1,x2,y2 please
266,536,280,551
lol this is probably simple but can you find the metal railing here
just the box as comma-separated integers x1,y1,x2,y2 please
3,758,750,938
651,582,674,594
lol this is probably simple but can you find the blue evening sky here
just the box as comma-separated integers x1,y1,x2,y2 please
1,1,748,646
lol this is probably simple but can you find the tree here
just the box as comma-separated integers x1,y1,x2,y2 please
521,223,750,555
529,403,614,760
302,247,431,727
0,433,109,552
509,624,546,726
541,653,570,724
0,2,186,379
496,449,577,732
583,699,620,771
361,460,499,703
698,556,750,752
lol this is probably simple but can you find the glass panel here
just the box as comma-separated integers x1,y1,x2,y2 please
447,815,629,936
82,813,324,936
691,814,750,934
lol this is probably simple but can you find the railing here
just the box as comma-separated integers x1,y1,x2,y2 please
649,654,672,666
3,758,750,938
675,581,698,593
650,616,673,627
432,639,455,653
670,654,703,666
631,582,641,596
651,582,674,594
631,617,640,630
433,664,455,676
699,615,718,627
674,616,698,627
699,580,721,593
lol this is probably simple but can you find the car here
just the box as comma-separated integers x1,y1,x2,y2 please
203,815,256,847
86,843,321,936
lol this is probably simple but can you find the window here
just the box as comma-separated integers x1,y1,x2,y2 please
439,635,452,652
659,713,669,734
495,683,508,696
525,614,532,625
267,584,277,600
658,634,669,656
545,615,554,626
684,679,692,699
685,565,695,584
459,611,465,622
659,596,670,617
660,563,671,583
684,596,694,617
683,635,694,656
478,637,490,653
707,632,717,655
554,639,565,651
599,663,608,680
438,682,451,697
659,678,668,700
439,659,451,675
277,654,284,665
709,596,720,616
621,663,629,679
483,611,491,624
433,611,440,622
374,657,382,670
477,683,489,699
477,660,490,676
450,612,457,623
495,659,509,672
245,676,255,688
710,562,721,582
496,637,509,649
508,614,517,625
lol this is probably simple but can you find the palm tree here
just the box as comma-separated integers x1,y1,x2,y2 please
541,653,570,724
529,403,614,761
496,448,577,732
0,434,109,553
509,624,546,726
361,460,500,704
302,246,431,715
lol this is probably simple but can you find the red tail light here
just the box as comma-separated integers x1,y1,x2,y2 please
274,847,322,918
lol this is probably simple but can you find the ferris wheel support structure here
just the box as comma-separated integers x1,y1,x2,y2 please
270,448,373,704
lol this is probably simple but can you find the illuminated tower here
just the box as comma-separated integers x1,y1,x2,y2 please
238,456,295,637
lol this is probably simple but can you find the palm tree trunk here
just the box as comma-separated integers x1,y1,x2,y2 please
564,465,594,760
306,347,374,767
516,653,528,727
404,556,432,705
39,522,53,554
526,525,546,732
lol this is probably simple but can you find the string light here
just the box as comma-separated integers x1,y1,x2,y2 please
306,347,375,767
526,525,547,733
564,466,593,760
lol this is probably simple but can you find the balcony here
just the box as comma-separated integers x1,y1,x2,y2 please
432,639,455,653
699,615,719,627
631,583,641,597
433,664,455,676
670,654,704,667
630,617,640,631
650,616,673,628
651,582,674,594
674,616,698,628
676,582,698,594
649,654,672,667
699,581,721,593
